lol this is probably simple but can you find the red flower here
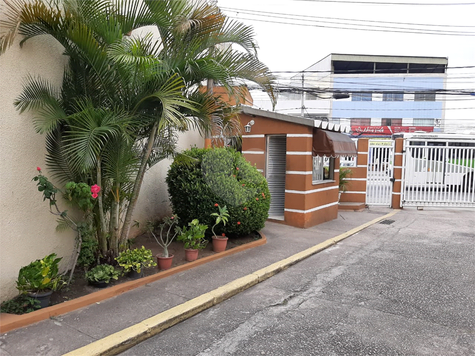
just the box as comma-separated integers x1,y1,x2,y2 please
237,221,241,225
242,184,245,187
36,167,41,172
214,203,219,207
91,193,98,199
262,193,265,196
222,233,226,237
256,198,259,201
243,207,248,211
91,184,101,194
236,167,239,170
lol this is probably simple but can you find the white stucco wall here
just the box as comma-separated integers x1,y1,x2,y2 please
0,33,204,303
0,34,74,302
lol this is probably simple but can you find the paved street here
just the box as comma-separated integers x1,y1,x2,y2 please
122,209,475,356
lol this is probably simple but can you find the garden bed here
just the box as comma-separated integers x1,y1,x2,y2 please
50,232,262,306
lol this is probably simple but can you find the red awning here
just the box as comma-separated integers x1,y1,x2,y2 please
312,129,357,157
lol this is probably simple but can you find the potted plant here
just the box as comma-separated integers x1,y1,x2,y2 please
16,253,65,308
115,246,156,278
210,204,230,253
147,216,180,270
177,219,208,262
85,264,119,288
339,167,353,201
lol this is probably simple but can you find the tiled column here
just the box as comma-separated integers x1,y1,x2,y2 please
391,138,404,208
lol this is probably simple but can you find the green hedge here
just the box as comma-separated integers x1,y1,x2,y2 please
166,147,270,237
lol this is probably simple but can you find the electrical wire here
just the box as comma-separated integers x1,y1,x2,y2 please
227,15,475,36
222,7,475,36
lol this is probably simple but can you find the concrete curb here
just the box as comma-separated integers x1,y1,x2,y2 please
63,210,400,356
0,235,267,334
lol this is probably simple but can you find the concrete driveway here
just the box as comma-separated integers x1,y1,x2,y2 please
122,208,475,356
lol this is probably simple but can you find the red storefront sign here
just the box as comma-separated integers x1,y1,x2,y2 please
351,126,434,136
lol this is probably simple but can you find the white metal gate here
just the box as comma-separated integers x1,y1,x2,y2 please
366,139,395,206
402,138,475,207
266,135,286,219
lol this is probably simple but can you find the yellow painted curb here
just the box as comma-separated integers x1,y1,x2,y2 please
63,210,400,356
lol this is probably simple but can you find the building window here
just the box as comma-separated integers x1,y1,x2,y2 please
351,118,371,126
413,118,435,126
414,93,436,101
381,118,402,126
352,92,372,101
313,156,334,182
383,92,403,101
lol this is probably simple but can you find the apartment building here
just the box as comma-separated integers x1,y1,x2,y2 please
252,54,448,138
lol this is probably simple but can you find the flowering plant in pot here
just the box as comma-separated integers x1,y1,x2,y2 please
16,253,65,308
176,219,208,262
85,264,119,287
115,246,156,278
210,204,230,253
147,215,179,270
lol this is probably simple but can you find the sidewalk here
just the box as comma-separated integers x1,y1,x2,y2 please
0,207,394,356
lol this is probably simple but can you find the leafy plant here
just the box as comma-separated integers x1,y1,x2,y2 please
147,216,180,258
339,168,353,192
85,264,119,284
0,294,41,315
115,247,156,274
77,238,99,269
16,253,65,293
167,148,271,237
211,205,230,238
177,219,208,250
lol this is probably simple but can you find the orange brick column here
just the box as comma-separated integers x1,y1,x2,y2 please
391,138,404,209
340,138,368,204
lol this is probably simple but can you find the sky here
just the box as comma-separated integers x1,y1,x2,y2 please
216,0,475,131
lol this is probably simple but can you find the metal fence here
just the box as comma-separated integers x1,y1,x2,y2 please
402,143,475,207
366,140,395,206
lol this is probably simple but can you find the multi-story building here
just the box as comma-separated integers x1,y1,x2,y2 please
252,53,448,138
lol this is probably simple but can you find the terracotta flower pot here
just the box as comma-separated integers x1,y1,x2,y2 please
212,236,228,253
185,249,199,262
157,254,174,270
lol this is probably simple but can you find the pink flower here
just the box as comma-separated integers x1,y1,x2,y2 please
91,184,101,194
91,193,98,199
243,207,248,211
237,221,241,225
214,203,219,207
36,167,41,172
171,216,174,220
236,167,239,170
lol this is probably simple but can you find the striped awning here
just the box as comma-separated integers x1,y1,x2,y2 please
312,129,357,157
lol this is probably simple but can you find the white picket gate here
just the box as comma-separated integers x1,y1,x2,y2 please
366,140,395,206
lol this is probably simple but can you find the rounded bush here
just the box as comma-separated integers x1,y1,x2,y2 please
166,148,270,237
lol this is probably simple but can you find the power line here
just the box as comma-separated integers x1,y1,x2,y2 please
221,7,475,28
227,15,475,36
291,0,475,5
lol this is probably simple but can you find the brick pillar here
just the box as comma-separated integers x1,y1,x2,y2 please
391,138,404,209
340,138,368,204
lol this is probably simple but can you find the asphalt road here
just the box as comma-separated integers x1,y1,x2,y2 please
121,208,475,356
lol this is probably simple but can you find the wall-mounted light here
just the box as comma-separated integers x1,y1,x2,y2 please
244,120,255,133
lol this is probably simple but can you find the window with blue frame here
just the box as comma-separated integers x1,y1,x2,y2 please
352,92,372,101
383,92,404,101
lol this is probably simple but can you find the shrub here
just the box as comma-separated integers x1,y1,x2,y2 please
166,148,270,237
0,294,41,315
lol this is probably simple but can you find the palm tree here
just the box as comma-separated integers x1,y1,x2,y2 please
0,0,276,257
